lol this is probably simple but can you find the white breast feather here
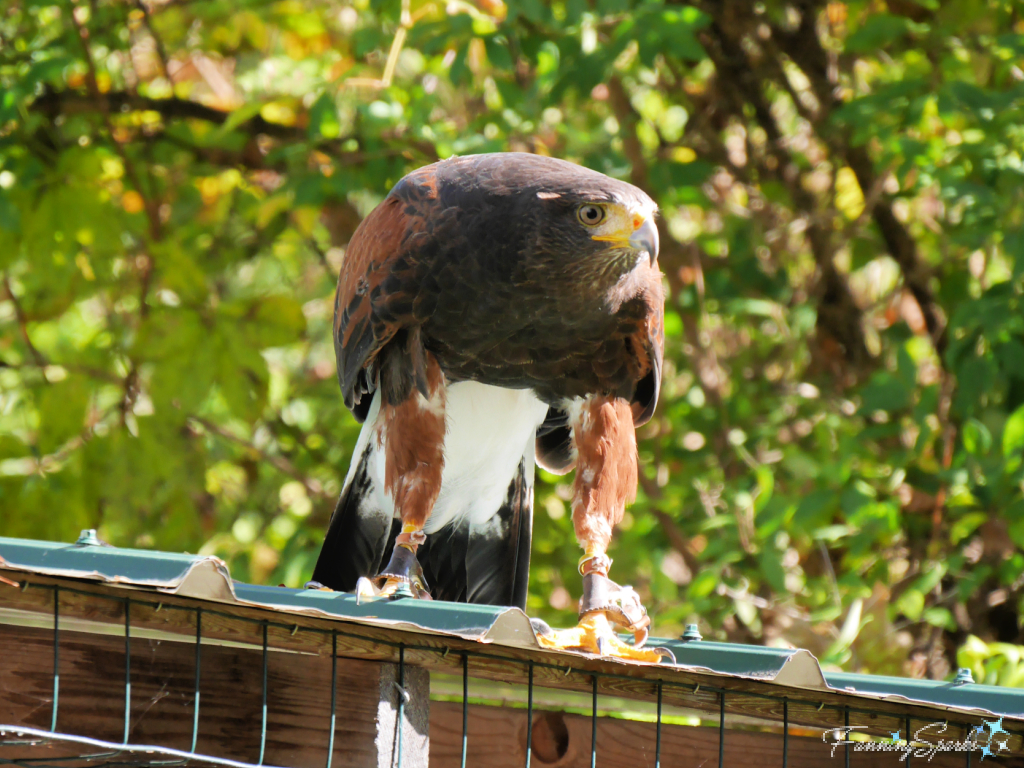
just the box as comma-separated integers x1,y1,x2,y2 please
427,381,548,532
345,382,549,533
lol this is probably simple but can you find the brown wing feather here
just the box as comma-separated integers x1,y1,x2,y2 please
629,272,665,427
333,168,440,421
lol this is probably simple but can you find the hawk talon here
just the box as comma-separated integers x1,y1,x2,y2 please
579,572,651,647
355,574,433,601
530,617,555,637
304,580,334,591
535,572,668,662
536,612,671,663
355,576,378,603
630,624,650,648
361,545,432,600
651,647,677,664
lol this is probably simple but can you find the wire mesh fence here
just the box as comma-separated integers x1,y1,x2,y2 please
1,580,1020,768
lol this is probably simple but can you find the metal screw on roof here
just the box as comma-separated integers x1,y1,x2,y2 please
681,624,703,642
75,529,103,546
953,668,974,685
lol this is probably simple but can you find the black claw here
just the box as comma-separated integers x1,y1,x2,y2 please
653,647,677,665
304,580,332,591
530,617,554,637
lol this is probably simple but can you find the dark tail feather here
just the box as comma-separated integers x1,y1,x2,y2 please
417,523,467,603
315,448,534,609
312,444,392,591
536,406,575,475
418,457,534,609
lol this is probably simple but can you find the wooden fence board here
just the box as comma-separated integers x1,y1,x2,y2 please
428,700,1008,768
0,624,428,768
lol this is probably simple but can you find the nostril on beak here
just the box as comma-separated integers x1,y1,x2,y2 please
629,218,659,266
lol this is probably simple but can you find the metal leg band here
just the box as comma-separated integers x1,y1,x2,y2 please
578,572,651,647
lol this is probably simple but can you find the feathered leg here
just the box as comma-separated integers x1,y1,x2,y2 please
359,348,446,599
536,395,671,662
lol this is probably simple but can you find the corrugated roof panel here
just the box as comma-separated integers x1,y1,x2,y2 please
0,535,217,586
825,671,1024,719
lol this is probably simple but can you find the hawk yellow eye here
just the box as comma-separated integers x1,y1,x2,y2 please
577,204,605,226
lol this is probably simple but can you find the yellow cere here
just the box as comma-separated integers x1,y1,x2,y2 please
589,203,650,247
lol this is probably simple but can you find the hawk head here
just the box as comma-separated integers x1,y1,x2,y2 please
427,152,660,290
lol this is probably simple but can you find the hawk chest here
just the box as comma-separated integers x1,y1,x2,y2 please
421,277,657,403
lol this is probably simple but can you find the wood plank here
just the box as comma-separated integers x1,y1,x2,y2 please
379,661,430,768
428,700,1014,768
2,572,1020,751
0,623,428,768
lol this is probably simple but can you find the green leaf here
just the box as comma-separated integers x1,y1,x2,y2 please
814,524,856,542
1006,228,1024,279
923,607,955,630
950,512,988,544
663,311,683,338
952,355,996,417
995,339,1024,379
217,100,269,137
753,465,774,513
24,56,74,90
859,371,912,413
1004,404,1024,458
689,569,719,599
37,380,90,454
795,489,837,526
845,14,914,53
759,547,787,593
962,418,992,455
483,36,513,71
913,563,946,594
308,93,341,140
896,589,925,621
0,435,31,460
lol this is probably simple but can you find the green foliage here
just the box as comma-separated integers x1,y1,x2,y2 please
2,0,1024,681
959,635,1024,687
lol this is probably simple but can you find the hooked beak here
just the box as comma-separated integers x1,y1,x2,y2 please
629,217,659,266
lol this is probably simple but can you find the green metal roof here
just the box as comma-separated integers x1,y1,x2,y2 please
824,671,1024,720
3,533,1024,721
0,535,221,586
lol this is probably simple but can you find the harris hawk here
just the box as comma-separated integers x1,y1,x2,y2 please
312,152,668,662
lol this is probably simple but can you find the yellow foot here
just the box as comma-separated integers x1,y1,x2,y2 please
536,613,672,663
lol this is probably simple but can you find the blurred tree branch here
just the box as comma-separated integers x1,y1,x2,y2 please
768,4,948,356
697,5,872,375
33,90,312,142
2,275,47,369
187,416,330,502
